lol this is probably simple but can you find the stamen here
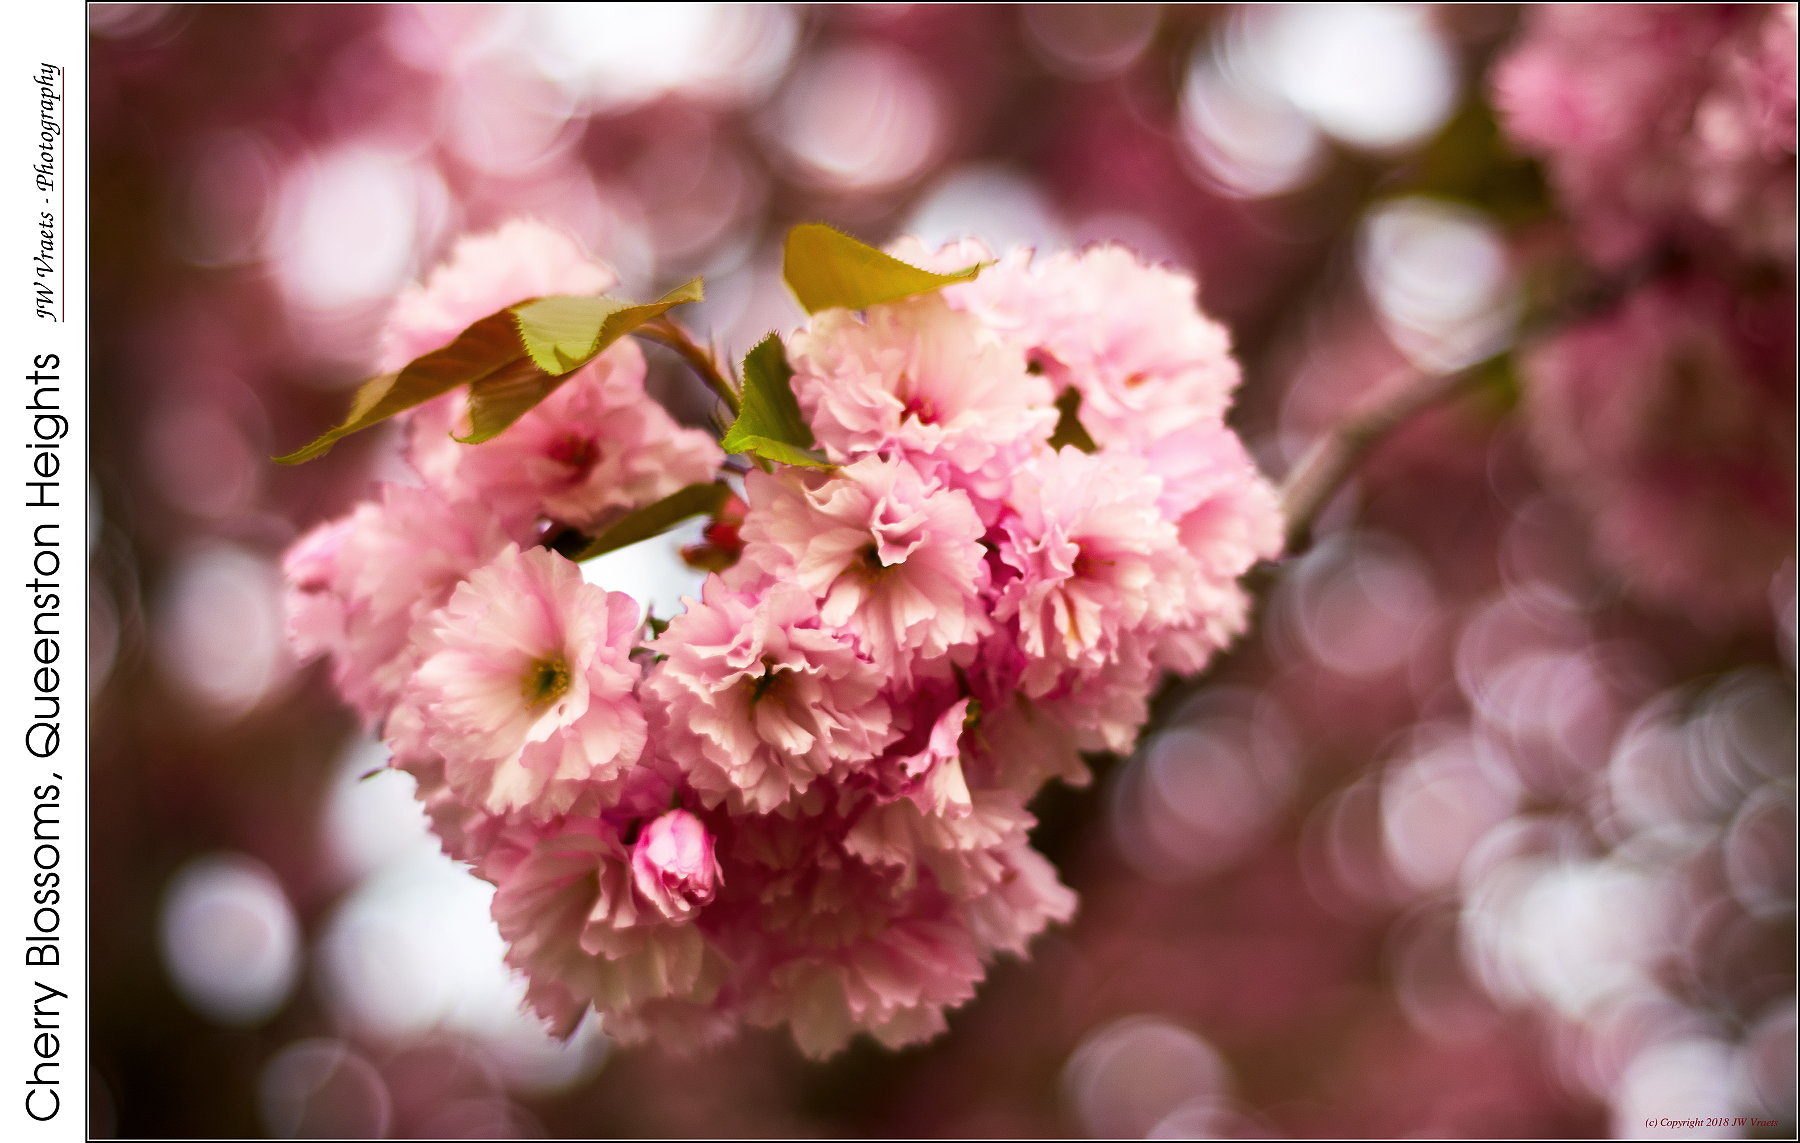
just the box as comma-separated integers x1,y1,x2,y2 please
1070,547,1115,579
749,656,788,704
522,655,572,707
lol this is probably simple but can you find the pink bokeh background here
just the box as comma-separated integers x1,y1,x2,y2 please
89,5,1792,1138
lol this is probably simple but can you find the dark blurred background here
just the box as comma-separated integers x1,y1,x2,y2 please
90,5,1793,1138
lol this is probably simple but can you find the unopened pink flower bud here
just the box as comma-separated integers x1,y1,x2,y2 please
631,809,721,920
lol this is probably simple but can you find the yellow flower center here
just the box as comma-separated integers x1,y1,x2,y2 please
522,655,572,708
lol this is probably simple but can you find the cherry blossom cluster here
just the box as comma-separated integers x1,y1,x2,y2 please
1494,3,1796,267
284,220,1281,1055
1494,4,1797,625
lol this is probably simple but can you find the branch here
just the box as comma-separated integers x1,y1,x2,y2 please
637,317,741,417
1143,254,1669,746
1276,357,1493,554
1271,246,1677,556
1272,236,1685,556
1134,357,1497,742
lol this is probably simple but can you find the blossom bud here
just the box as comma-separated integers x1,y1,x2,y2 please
630,809,721,920
680,492,748,572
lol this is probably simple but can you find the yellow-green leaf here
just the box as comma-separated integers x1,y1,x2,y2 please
463,278,706,444
720,334,830,467
512,278,703,376
782,223,982,314
725,435,830,468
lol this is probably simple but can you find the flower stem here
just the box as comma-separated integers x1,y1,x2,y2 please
638,317,742,417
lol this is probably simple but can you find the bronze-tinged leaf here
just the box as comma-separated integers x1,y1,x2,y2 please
453,358,568,444
274,309,529,464
464,279,706,444
275,278,703,462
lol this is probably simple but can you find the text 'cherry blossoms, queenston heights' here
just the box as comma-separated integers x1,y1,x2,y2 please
278,219,1282,1057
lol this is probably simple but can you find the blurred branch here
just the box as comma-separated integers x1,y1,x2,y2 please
1275,247,1672,555
1149,255,1669,740
1277,358,1492,554
1141,354,1500,742
638,318,741,417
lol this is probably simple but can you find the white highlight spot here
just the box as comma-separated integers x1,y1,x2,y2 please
160,853,300,1026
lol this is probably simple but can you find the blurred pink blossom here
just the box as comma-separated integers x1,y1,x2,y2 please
1495,4,1796,266
1524,274,1795,624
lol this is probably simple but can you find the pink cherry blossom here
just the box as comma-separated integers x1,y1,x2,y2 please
746,822,1071,1057
1494,4,1795,266
921,241,1243,448
710,803,1060,1059
395,545,648,819
748,914,987,1057
740,454,992,671
484,816,721,1039
962,684,1094,796
993,446,1190,693
283,481,514,724
1034,633,1162,755
845,788,1038,902
631,809,723,922
957,839,1078,957
1686,3,1798,261
283,220,1282,1060
850,691,976,819
1138,423,1285,672
282,514,355,671
642,579,895,813
787,293,1056,482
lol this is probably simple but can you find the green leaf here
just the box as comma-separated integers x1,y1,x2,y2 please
461,279,705,444
783,223,982,314
1048,387,1098,453
720,334,831,467
569,481,733,562
730,435,833,468
275,279,703,463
